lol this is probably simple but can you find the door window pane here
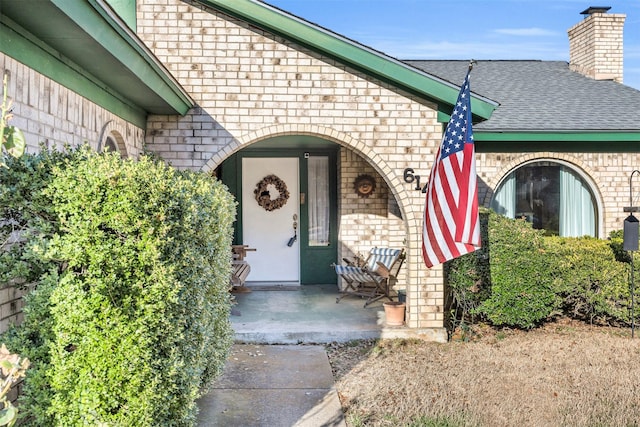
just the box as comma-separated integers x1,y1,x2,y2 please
308,156,330,246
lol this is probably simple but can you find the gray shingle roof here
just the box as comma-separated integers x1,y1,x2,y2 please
405,60,640,132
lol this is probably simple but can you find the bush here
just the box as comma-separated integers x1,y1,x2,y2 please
446,211,637,330
547,236,633,325
607,229,632,263
2,147,235,426
444,210,491,328
0,148,68,285
476,213,560,329
1,148,75,425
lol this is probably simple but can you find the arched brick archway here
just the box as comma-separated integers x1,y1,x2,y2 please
200,123,436,335
201,123,414,222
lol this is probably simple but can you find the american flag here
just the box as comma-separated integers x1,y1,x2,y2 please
422,69,481,268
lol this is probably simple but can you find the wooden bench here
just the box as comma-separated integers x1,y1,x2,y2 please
230,245,256,292
231,261,251,287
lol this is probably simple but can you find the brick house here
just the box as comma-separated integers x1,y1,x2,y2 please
1,1,639,341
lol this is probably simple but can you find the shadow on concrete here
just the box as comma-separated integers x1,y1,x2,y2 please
229,284,387,344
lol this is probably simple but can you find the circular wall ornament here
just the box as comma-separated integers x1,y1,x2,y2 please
254,174,290,211
354,174,376,198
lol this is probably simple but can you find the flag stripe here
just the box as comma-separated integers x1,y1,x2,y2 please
456,144,475,242
422,68,481,268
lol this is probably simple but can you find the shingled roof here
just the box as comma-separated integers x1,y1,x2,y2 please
405,60,640,133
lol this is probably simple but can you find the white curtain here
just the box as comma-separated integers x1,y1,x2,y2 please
308,156,330,246
491,173,516,218
559,167,596,237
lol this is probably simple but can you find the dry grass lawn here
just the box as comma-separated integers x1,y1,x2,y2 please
326,319,640,427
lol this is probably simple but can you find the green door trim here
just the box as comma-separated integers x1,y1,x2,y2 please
221,147,338,284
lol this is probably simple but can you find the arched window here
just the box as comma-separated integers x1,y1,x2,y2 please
104,136,118,152
99,132,127,158
491,161,597,237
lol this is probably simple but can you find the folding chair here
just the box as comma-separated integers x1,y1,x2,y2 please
333,247,404,307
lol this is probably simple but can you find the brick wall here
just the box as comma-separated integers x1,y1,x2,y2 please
138,0,446,333
1,54,145,157
338,149,406,289
0,284,29,334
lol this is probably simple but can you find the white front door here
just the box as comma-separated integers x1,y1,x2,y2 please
242,157,299,283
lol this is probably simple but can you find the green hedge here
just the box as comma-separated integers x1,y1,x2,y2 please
446,211,636,330
444,211,490,328
0,148,67,285
1,147,235,426
547,236,631,325
477,212,561,329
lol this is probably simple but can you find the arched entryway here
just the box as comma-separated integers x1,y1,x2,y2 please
215,132,410,290
217,135,340,285
203,125,444,340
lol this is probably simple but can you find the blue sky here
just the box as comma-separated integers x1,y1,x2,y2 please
265,0,640,91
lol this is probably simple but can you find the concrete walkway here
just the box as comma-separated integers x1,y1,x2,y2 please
197,344,346,427
197,284,385,426
195,284,413,426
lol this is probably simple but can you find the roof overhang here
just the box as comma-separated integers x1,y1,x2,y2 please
0,0,193,127
195,0,498,121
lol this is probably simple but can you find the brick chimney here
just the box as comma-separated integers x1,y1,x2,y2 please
568,6,626,83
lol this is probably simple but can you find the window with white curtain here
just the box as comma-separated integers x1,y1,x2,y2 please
491,161,597,237
308,156,330,246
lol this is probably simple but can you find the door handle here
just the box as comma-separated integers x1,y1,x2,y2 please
287,214,298,247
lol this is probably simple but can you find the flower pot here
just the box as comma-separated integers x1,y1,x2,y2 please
383,301,406,326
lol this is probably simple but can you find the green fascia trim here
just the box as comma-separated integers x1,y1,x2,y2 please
437,111,450,124
58,0,193,115
104,0,137,31
475,131,640,143
476,131,640,153
196,0,497,120
0,16,147,128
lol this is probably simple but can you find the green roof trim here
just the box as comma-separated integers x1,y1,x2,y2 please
475,131,640,143
59,0,193,115
0,15,147,128
476,131,640,153
0,0,193,127
195,0,497,120
104,0,137,31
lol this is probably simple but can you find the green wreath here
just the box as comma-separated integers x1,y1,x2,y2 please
254,174,290,212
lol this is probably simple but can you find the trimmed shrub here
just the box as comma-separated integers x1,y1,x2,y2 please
446,211,637,330
0,148,68,285
444,210,491,328
547,236,633,325
0,149,70,425
477,213,561,329
2,147,235,426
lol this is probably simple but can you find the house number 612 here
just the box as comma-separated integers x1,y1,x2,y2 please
403,168,427,193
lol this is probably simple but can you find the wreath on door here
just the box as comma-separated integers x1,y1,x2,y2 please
254,174,290,211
